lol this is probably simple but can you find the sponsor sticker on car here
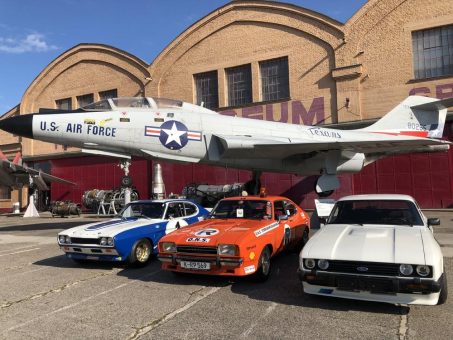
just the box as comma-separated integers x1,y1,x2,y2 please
244,265,256,274
254,222,279,237
186,237,210,243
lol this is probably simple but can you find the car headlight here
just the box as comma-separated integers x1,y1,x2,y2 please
160,242,177,253
399,264,413,276
100,237,107,246
318,259,329,270
107,237,114,246
304,258,316,269
65,236,71,244
58,235,66,244
217,244,238,256
416,265,430,277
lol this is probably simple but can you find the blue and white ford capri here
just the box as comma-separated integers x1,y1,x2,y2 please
58,199,209,266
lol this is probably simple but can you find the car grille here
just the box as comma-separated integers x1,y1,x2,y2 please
176,246,217,255
326,260,399,276
69,238,100,245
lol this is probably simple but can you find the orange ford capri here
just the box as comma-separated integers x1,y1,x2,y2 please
157,195,310,281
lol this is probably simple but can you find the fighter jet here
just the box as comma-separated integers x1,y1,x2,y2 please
0,150,75,190
0,95,451,196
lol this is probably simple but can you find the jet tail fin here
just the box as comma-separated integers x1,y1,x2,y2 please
361,96,453,139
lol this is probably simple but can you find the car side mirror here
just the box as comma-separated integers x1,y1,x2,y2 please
278,214,288,221
428,218,440,226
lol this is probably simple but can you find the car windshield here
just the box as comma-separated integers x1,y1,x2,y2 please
120,202,165,219
327,199,424,226
209,199,272,220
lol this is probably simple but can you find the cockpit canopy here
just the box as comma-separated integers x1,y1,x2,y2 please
81,97,184,111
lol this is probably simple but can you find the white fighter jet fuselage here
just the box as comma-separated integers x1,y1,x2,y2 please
0,96,451,195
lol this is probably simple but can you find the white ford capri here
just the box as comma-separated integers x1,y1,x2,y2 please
299,194,448,305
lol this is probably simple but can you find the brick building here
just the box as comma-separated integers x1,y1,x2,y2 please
1,0,453,212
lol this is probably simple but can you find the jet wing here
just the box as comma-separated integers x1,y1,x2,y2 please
209,134,450,160
0,158,75,189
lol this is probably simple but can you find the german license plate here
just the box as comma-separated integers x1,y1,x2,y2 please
180,261,210,270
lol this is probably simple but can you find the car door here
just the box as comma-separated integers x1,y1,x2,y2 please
274,200,291,250
182,202,202,224
284,201,304,246
165,202,189,234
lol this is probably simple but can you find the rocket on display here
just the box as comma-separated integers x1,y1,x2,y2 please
0,95,451,196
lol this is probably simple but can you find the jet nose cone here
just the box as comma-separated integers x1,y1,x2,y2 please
0,114,34,138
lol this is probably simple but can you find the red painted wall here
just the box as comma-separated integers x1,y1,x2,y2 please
50,156,150,205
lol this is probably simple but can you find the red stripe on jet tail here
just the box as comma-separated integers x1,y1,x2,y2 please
374,131,429,138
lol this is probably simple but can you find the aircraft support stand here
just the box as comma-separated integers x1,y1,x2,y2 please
119,159,132,205
24,183,39,218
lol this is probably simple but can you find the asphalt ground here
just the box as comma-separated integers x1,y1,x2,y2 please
0,211,452,340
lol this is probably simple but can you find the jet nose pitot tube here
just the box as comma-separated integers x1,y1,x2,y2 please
0,114,34,139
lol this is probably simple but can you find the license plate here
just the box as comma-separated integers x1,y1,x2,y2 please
180,261,211,270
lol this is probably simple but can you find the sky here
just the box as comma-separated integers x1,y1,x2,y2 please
0,0,367,114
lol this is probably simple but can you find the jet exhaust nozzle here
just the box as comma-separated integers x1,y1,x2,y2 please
152,163,166,199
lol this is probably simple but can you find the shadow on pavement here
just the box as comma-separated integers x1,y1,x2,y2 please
34,254,126,270
116,251,404,315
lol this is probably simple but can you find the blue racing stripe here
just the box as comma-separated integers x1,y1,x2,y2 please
85,217,139,231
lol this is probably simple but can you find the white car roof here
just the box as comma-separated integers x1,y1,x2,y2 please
337,194,416,202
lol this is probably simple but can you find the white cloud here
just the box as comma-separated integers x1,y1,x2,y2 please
0,33,58,54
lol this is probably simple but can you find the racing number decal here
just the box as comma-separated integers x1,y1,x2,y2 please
165,219,188,234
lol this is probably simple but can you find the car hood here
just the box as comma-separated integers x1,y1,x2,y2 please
163,219,274,246
303,224,426,265
59,217,165,238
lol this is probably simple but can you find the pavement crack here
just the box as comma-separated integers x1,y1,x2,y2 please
398,305,410,340
0,269,118,310
128,285,225,340
240,302,277,338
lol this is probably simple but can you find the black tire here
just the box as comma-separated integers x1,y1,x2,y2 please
128,238,152,267
437,271,448,305
254,246,272,282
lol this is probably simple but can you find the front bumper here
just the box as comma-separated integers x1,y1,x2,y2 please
298,269,443,305
158,253,245,276
60,244,121,261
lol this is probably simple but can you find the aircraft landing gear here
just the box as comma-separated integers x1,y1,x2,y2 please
244,171,262,195
119,159,132,205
